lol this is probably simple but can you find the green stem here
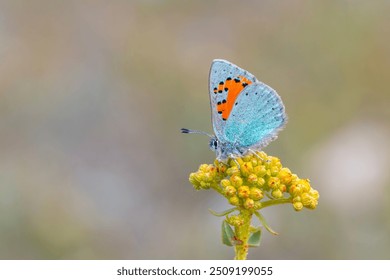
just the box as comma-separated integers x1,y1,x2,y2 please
234,209,252,260
260,198,291,209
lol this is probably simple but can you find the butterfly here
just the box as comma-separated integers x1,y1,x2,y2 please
182,59,287,162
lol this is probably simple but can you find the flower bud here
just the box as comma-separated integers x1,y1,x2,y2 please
189,173,201,190
268,177,280,189
240,162,253,177
227,166,240,176
200,181,211,189
301,193,312,207
247,174,258,184
199,164,210,172
202,172,212,182
238,186,250,198
271,189,283,199
230,175,243,187
310,190,320,200
289,185,301,196
307,200,318,209
249,187,263,201
253,201,262,210
251,158,259,167
244,198,255,209
217,164,227,174
254,165,267,177
220,179,231,188
227,215,244,227
269,156,282,169
229,196,240,206
297,179,311,193
301,193,318,209
270,166,280,176
225,185,237,197
292,196,301,203
256,177,266,187
189,172,198,184
278,168,293,185
242,154,252,162
293,201,303,211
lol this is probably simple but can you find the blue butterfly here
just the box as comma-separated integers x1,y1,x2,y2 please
182,59,287,162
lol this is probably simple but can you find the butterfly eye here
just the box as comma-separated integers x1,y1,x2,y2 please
209,138,219,151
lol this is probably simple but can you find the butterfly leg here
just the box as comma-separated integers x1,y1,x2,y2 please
248,148,263,161
228,154,240,168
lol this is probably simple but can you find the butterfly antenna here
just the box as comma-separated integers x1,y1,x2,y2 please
181,128,213,138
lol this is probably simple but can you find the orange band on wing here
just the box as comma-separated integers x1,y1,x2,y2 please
215,76,252,121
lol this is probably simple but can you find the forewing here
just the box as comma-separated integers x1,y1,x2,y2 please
224,82,287,149
209,59,257,141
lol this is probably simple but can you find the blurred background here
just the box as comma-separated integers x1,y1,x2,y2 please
0,0,389,259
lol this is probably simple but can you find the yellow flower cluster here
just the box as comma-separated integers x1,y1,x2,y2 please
189,151,319,211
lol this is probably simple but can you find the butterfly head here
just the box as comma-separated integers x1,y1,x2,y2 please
208,136,219,152
209,136,233,162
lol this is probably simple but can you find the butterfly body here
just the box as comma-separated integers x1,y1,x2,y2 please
183,59,287,162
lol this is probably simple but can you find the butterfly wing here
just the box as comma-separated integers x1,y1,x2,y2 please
224,82,287,149
209,59,257,141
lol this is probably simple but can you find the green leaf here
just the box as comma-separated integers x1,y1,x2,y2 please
254,211,279,235
221,220,235,246
209,207,237,217
248,229,262,247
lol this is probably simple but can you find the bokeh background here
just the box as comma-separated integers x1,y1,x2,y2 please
1,0,389,259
